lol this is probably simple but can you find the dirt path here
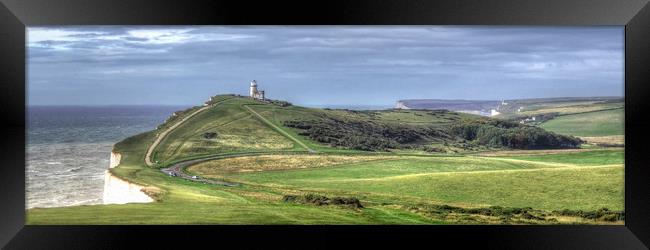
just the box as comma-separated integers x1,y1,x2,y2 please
160,157,240,187
159,151,299,187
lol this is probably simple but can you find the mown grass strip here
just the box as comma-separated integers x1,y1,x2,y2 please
244,104,314,152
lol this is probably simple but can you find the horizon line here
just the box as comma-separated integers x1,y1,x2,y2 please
27,95,625,107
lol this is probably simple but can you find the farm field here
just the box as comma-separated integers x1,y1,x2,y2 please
493,97,622,118
197,150,623,211
517,102,622,117
26,95,625,225
539,108,624,137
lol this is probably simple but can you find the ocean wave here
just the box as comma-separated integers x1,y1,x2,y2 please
69,166,83,172
60,166,83,173
27,197,102,209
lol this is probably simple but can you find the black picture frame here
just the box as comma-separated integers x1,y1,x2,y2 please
1,0,649,249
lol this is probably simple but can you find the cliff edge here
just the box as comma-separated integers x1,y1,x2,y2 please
102,151,154,205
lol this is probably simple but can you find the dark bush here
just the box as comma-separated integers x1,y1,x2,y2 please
521,211,545,220
202,132,218,139
551,207,624,221
425,146,445,153
330,197,364,208
412,204,624,222
600,214,618,221
281,195,298,202
282,194,363,208
303,194,329,205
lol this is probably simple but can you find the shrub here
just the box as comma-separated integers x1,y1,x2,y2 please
551,207,624,221
202,132,218,139
281,194,363,208
425,146,445,153
281,195,298,202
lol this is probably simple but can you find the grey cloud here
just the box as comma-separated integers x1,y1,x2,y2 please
28,26,623,106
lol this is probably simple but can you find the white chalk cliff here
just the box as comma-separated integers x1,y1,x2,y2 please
108,151,121,168
394,101,411,109
103,151,154,205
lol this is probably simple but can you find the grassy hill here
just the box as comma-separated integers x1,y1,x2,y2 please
26,95,624,225
150,95,582,165
152,97,297,166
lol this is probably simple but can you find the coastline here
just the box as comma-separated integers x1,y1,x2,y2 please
102,151,154,205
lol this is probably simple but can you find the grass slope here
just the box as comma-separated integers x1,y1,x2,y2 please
153,98,297,165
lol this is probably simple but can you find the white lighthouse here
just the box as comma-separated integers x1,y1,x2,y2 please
249,80,258,97
249,80,265,100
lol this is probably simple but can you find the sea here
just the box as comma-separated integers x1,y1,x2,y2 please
307,104,394,110
26,105,188,209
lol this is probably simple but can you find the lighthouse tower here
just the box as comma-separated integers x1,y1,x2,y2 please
249,80,265,100
250,80,258,97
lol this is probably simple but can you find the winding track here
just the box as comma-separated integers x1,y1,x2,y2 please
160,157,240,187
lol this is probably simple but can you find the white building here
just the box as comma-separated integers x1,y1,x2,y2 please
249,80,265,100
520,116,537,124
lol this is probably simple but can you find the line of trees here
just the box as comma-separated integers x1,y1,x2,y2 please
284,116,449,151
284,112,582,151
450,119,582,149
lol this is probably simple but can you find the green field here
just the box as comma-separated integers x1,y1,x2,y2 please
204,152,623,211
518,102,622,117
505,149,623,166
27,95,625,225
540,108,624,137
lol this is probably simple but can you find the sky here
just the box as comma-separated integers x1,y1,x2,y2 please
27,26,624,106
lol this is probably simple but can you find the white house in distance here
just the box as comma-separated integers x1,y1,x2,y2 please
520,116,537,124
